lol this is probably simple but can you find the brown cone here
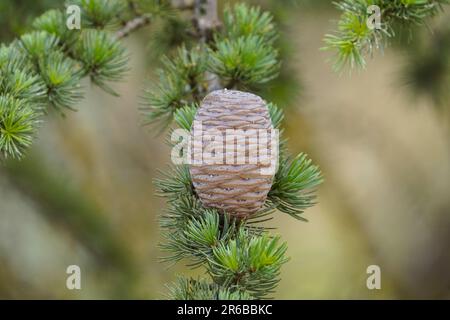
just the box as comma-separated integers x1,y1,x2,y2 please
189,89,277,218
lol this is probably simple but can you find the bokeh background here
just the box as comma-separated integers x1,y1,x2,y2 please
0,0,449,299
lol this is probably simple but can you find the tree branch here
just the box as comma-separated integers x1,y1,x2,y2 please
115,14,152,39
116,1,197,39
194,0,220,42
194,0,221,91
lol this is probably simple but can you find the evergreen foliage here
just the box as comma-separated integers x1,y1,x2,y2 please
0,0,140,159
324,0,450,70
142,3,281,127
168,277,253,300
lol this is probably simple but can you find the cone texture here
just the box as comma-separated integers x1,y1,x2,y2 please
190,90,276,218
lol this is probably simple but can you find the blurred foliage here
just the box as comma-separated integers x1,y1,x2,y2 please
400,22,450,108
2,154,138,298
0,0,58,41
3,155,133,272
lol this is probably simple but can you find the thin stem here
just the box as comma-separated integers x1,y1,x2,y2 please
194,0,220,43
175,0,195,11
194,0,221,91
115,14,152,39
116,0,198,39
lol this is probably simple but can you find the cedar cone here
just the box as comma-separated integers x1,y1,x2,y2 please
189,89,277,218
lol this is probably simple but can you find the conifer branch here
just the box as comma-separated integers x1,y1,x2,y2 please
323,0,450,71
149,3,323,300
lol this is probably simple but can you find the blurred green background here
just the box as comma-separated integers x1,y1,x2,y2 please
0,0,449,299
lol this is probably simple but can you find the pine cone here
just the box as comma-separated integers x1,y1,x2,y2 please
189,89,277,218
